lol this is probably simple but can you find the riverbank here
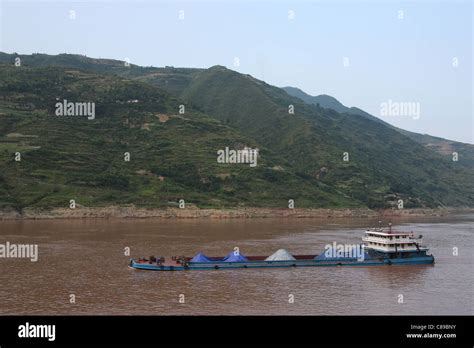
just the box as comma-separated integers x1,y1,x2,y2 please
0,206,470,220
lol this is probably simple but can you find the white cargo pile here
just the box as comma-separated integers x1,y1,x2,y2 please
265,249,296,261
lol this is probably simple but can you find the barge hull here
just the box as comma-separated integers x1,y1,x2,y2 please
129,256,434,271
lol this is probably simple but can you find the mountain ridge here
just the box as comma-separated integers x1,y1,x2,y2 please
282,86,474,169
0,52,472,210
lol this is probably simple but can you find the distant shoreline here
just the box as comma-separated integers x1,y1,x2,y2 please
0,206,472,220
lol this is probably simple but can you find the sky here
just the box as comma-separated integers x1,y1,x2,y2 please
0,0,472,143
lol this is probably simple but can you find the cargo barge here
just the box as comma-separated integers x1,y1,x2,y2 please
129,225,435,271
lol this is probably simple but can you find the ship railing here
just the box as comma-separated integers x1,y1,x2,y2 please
363,236,421,243
366,229,416,237
366,247,422,253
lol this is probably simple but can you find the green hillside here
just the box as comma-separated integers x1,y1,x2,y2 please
178,67,474,208
0,64,356,211
0,52,473,211
283,86,474,169
0,52,201,93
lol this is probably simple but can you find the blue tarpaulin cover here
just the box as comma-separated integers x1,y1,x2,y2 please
190,253,212,262
223,251,248,262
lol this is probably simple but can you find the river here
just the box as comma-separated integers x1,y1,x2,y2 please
0,214,472,315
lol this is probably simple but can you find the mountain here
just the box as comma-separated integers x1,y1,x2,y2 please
0,64,357,211
282,87,348,114
282,86,474,168
174,67,473,208
0,52,473,210
0,52,202,95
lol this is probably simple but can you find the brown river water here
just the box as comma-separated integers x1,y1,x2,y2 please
0,214,472,315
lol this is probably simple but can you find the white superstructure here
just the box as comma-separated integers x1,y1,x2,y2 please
362,224,427,253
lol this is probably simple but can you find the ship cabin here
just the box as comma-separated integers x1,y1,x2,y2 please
362,226,429,259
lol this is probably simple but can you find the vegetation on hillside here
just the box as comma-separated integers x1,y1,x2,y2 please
0,65,356,211
283,86,474,169
0,52,472,210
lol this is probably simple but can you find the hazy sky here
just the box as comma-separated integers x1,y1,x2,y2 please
1,0,472,143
